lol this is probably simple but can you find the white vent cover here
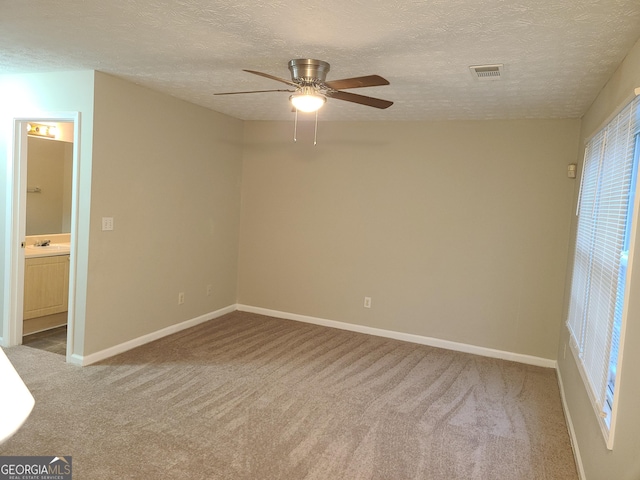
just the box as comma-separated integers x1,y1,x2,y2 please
469,64,504,80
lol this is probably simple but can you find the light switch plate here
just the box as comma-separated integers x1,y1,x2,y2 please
102,217,114,231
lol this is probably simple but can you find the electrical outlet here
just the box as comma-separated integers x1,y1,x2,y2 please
206,285,213,297
364,296,372,308
178,292,185,305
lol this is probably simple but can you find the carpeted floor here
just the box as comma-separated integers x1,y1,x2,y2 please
1,311,578,479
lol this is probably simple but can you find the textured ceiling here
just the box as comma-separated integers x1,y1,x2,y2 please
1,0,640,121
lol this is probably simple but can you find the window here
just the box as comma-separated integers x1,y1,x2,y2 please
566,93,640,449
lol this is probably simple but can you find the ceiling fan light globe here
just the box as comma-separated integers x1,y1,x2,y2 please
290,93,326,112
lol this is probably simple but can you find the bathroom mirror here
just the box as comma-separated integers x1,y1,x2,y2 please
26,136,73,235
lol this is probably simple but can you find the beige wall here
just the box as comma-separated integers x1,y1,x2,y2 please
62,140,73,233
557,37,640,480
84,72,243,354
239,118,580,360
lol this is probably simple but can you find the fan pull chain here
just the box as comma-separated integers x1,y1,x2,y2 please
314,110,319,146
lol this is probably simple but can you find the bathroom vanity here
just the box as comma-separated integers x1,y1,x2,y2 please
23,240,70,335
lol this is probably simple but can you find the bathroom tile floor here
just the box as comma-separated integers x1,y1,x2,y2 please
22,326,67,356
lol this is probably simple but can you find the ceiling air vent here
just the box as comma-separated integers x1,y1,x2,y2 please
469,64,503,80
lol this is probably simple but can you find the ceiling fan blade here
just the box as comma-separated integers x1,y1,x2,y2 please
326,90,393,109
324,75,390,90
214,89,294,95
243,69,299,87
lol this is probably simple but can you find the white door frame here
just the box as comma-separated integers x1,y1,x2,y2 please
4,113,80,362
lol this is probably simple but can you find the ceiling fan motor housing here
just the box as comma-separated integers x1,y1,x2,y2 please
288,59,330,84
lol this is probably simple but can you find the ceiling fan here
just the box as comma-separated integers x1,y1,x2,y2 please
215,58,393,113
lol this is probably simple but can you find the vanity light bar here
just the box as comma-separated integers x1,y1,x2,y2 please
27,123,58,138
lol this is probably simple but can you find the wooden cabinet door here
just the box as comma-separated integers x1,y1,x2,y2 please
23,255,70,320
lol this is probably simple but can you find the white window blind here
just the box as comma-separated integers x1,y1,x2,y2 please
566,93,640,448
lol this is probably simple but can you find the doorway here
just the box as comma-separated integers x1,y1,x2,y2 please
22,123,73,354
6,115,80,362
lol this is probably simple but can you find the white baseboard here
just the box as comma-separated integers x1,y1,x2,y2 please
66,353,84,366
236,305,557,369
71,304,237,366
556,367,586,480
69,303,557,370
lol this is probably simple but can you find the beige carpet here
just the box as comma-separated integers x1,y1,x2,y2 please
1,311,578,479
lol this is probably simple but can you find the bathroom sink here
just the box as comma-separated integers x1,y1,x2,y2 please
25,243,70,258
38,244,66,250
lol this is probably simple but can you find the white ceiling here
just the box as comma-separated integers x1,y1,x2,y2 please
1,0,640,122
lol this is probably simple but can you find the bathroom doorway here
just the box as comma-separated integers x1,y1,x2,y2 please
21,123,73,355
6,115,79,361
